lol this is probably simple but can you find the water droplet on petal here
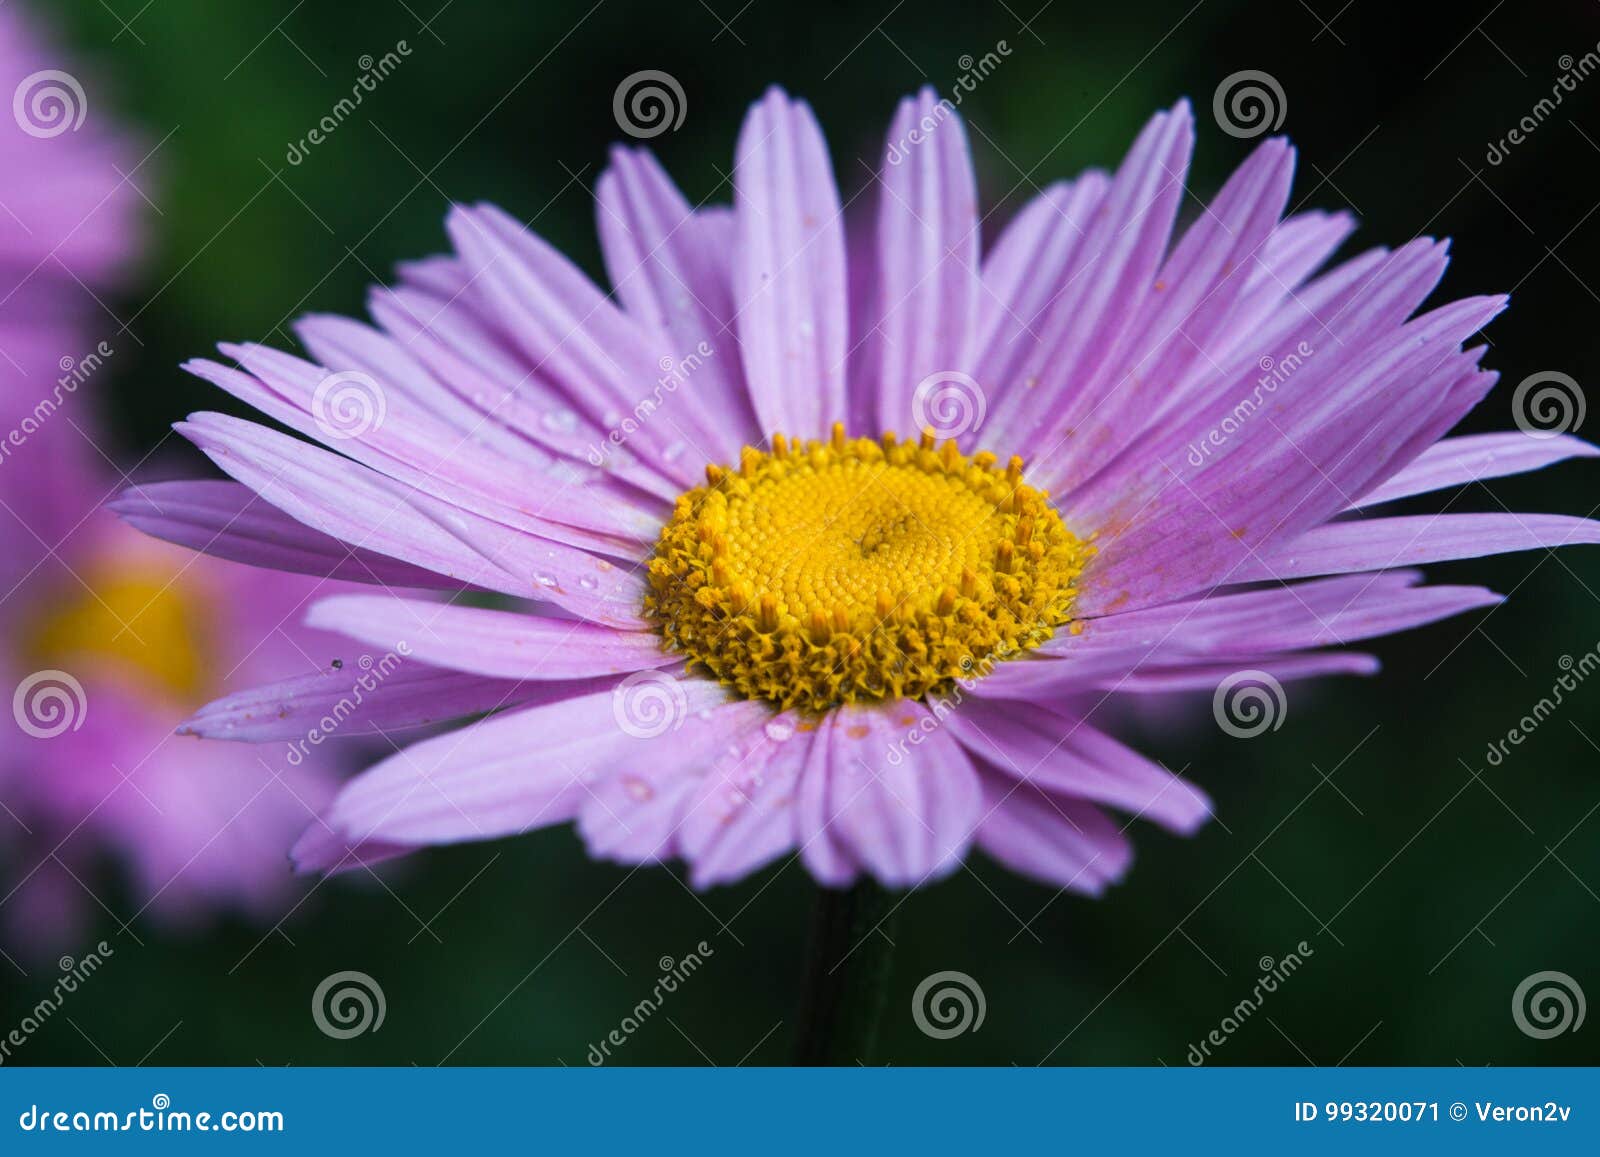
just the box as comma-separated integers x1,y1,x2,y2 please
542,409,579,434
764,718,795,742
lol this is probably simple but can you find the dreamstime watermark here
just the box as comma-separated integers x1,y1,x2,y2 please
585,341,716,468
17,1095,283,1134
1213,70,1286,139
612,670,688,739
1511,370,1584,438
12,669,87,739
0,943,114,1065
912,970,986,1039
912,370,986,439
613,70,686,139
0,341,116,468
283,646,410,766
13,69,86,138
1212,669,1287,738
1486,46,1600,165
1186,942,1314,1064
884,42,1013,164
311,370,387,440
312,970,386,1039
286,42,412,165
1187,341,1314,466
1482,646,1600,767
1512,970,1585,1039
586,941,715,1063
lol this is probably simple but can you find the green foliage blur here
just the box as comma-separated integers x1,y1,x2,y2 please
7,0,1598,1065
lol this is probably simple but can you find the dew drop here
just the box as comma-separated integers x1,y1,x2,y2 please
541,409,579,434
763,718,795,742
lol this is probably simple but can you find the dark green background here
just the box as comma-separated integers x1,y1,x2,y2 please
7,0,1599,1065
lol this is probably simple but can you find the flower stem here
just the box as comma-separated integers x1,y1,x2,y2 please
792,879,899,1065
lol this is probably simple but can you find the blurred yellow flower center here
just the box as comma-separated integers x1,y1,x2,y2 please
646,424,1093,712
25,564,210,702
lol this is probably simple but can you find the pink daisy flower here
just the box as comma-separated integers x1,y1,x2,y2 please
123,87,1598,895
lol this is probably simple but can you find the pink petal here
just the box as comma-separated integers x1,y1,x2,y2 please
973,771,1133,894
320,676,730,848
947,700,1211,834
574,700,774,863
1352,432,1599,508
595,147,760,462
798,703,982,889
974,173,1110,388
868,88,981,434
1239,512,1600,580
1042,137,1295,492
182,662,549,742
305,594,669,679
680,713,812,889
976,572,1499,699
982,102,1194,455
190,340,653,552
733,87,849,437
1078,295,1506,613
179,411,524,594
294,315,666,541
178,412,649,627
1109,651,1380,692
444,203,703,485
367,277,682,503
110,480,462,590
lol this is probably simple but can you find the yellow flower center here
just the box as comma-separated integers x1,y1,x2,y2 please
646,424,1094,712
25,562,211,703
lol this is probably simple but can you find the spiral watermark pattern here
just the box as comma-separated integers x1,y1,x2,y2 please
1512,371,1585,439
1212,669,1287,738
312,970,386,1039
1212,70,1286,139
13,670,87,739
611,670,688,738
613,70,686,139
1512,970,1586,1039
912,970,986,1039
911,370,987,439
13,69,87,139
311,370,386,440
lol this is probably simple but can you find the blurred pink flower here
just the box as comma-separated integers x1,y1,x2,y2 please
0,2,358,958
